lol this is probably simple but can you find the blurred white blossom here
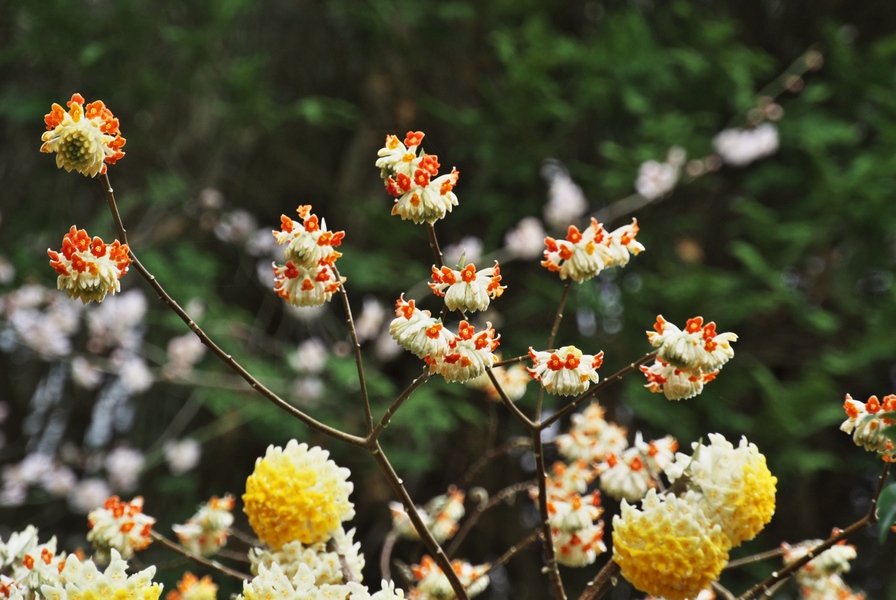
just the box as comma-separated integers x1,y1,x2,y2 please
71,357,104,390
68,478,112,514
164,439,202,475
542,160,588,229
713,123,779,167
215,209,257,244
443,236,484,268
105,446,145,493
288,338,328,374
504,217,547,260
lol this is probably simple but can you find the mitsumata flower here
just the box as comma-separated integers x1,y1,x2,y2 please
273,205,345,268
40,93,126,177
239,562,405,600
664,434,777,547
555,403,629,464
272,262,343,307
243,440,354,549
376,131,459,224
87,496,155,561
840,393,896,456
41,550,162,600
429,261,505,313
172,495,235,556
166,573,218,600
528,345,603,396
48,226,131,304
424,320,499,383
249,526,365,586
389,295,454,359
781,539,865,599
409,556,489,600
390,487,466,544
612,489,730,600
541,218,644,282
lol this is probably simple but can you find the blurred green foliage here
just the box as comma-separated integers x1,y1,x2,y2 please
3,0,896,597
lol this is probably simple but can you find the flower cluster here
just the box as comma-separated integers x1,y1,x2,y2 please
249,527,364,586
840,393,896,457
555,403,628,464
47,226,131,304
635,148,685,201
172,495,235,556
713,123,779,167
641,315,737,400
376,131,459,224
0,526,66,600
40,93,126,177
424,320,500,383
528,346,603,397
86,496,155,561
42,550,162,600
534,470,606,567
243,441,354,549
541,218,644,283
389,487,465,544
596,433,677,502
429,261,505,313
239,562,403,600
272,206,345,307
781,538,864,600
463,362,531,402
167,573,218,600
388,295,454,359
408,556,489,600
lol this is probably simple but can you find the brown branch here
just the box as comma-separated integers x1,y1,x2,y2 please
484,529,540,575
331,264,374,433
537,280,572,420
380,531,399,583
459,438,532,487
578,558,619,600
446,480,535,558
724,547,786,570
492,354,530,368
150,530,250,580
327,537,359,583
369,366,430,441
533,432,566,600
486,367,536,430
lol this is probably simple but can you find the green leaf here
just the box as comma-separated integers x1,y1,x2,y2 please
877,483,896,544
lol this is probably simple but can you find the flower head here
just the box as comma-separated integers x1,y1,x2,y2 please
48,226,130,304
713,123,779,167
273,205,345,269
542,219,643,282
647,315,737,373
612,489,730,600
840,394,896,456
172,495,235,556
664,434,777,547
243,441,354,549
87,496,155,561
409,556,489,600
464,362,531,402
389,295,454,359
272,261,343,307
424,320,499,383
249,526,364,586
0,527,66,599
41,93,126,177
528,346,603,397
390,487,465,544
429,261,505,313
166,573,217,600
596,447,653,502
555,403,628,464
42,550,162,600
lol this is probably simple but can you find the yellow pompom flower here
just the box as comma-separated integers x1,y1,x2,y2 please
665,433,777,547
243,440,354,549
612,489,730,600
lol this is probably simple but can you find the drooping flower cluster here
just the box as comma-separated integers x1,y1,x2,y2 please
424,320,500,383
0,526,66,600
243,441,354,550
47,226,131,304
641,315,737,400
840,393,896,457
664,434,777,547
389,487,465,544
429,261,505,313
463,362,531,402
40,93,126,177
528,346,603,397
555,403,629,464
596,433,677,502
408,556,489,600
541,218,644,283
166,573,218,600
172,495,235,556
272,206,345,307
781,538,864,600
42,550,162,600
713,123,779,167
86,496,155,561
533,469,606,568
389,295,454,359
612,489,731,600
239,562,403,600
376,131,459,224
249,527,364,586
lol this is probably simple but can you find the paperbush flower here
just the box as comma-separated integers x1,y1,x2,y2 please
272,261,343,307
612,489,730,600
528,345,603,397
172,495,235,556
166,573,217,600
0,526,66,598
541,218,644,282
555,402,629,464
640,358,717,401
781,538,865,599
273,205,344,268
390,487,465,543
664,434,777,547
40,93,126,177
424,320,499,383
86,496,155,560
713,123,779,167
243,440,354,549
409,556,489,600
239,562,403,600
377,132,459,224
634,432,679,474
840,393,896,456
429,261,505,313
596,447,653,502
389,295,454,359
647,315,737,373
553,524,607,568
47,226,131,304
249,527,364,586
464,362,531,402
42,550,162,600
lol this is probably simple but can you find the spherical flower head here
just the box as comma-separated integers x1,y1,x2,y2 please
409,556,489,600
389,295,454,359
640,358,718,401
528,345,603,397
272,261,343,307
597,447,653,502
238,562,370,600
425,320,499,383
48,226,131,304
243,440,354,549
273,205,345,269
166,573,217,600
40,93,126,177
429,261,505,313
43,550,162,600
172,495,235,556
612,489,730,600
86,496,155,561
664,434,777,547
391,168,460,224
249,527,365,586
840,394,896,455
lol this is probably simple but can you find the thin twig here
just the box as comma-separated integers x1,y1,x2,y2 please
724,547,786,570
712,581,736,600
578,558,620,600
532,432,566,600
484,529,540,575
426,222,444,268
327,537,359,583
536,281,572,420
459,438,532,487
99,174,366,449
370,366,430,441
486,367,536,429
380,531,399,583
492,354,531,368
150,531,250,580
332,264,374,433
446,480,535,557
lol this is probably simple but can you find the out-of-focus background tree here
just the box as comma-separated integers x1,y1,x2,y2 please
2,0,896,598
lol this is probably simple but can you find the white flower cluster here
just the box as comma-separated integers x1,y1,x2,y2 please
389,488,465,544
0,526,66,600
840,393,896,456
555,403,628,464
172,495,235,556
249,527,364,586
781,539,863,600
635,148,685,201
239,562,404,600
463,362,530,402
86,496,155,561
713,123,779,167
528,346,603,397
542,218,644,283
534,475,606,568
41,550,162,600
428,262,505,313
408,556,488,600
596,433,677,503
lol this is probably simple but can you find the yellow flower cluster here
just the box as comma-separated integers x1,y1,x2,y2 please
243,440,354,550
